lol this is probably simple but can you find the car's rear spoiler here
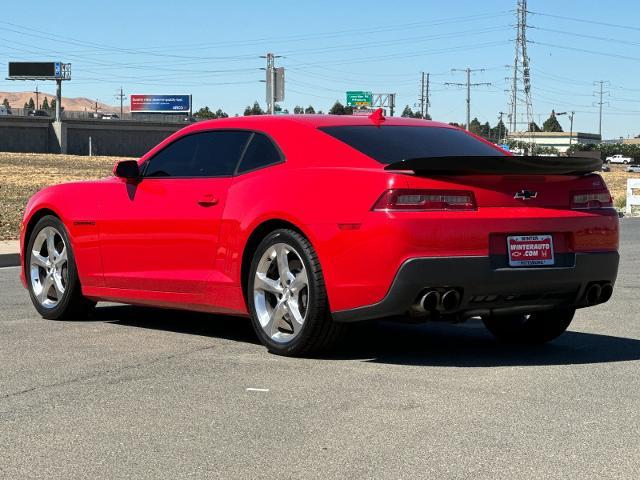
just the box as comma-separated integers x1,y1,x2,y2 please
383,156,602,175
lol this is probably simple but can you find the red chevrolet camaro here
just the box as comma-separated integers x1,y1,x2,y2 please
20,112,619,355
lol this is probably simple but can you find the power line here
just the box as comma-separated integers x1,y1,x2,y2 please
531,26,640,48
528,10,640,32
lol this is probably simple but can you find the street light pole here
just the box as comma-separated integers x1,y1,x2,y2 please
569,111,575,146
556,111,576,149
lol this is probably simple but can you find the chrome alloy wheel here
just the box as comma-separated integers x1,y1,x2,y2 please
253,242,309,343
29,226,68,308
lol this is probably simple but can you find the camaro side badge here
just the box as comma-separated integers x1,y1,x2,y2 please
514,190,538,200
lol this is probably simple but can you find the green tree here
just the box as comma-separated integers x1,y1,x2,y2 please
449,122,463,128
195,107,229,119
194,106,215,119
27,97,35,110
244,101,264,116
401,105,415,117
41,97,50,110
401,105,426,119
528,121,541,132
329,101,348,115
293,105,304,114
304,105,316,114
2,98,9,109
491,119,508,141
542,110,563,132
50,98,61,112
468,117,483,135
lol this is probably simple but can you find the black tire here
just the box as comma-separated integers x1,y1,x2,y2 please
247,229,344,356
482,308,575,344
25,215,95,320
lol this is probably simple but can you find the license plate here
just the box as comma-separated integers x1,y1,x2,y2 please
507,234,555,267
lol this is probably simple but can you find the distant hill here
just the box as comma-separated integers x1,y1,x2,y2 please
0,91,128,113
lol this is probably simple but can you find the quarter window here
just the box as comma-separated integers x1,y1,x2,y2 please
236,133,283,174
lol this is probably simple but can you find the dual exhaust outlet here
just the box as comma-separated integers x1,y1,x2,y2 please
418,289,461,313
584,282,613,306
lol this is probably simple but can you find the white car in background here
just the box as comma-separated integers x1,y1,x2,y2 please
626,164,640,173
606,154,633,164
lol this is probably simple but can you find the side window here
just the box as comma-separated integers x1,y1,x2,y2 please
236,133,283,174
144,134,198,177
144,131,252,178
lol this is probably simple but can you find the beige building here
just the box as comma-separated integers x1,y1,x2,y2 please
507,131,601,153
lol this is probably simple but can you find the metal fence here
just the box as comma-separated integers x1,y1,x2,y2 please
0,108,194,123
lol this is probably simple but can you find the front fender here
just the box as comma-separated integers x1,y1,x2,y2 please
21,181,107,289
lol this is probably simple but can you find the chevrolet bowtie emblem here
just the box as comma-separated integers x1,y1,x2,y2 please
514,190,538,200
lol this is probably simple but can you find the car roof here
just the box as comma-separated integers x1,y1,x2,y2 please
189,114,456,130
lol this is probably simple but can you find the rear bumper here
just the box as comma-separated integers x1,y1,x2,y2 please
331,252,619,322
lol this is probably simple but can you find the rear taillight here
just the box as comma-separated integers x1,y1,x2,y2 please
571,189,613,209
372,189,477,211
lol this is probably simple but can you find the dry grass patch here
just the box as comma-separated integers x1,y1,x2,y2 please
600,165,640,204
1,154,637,241
0,152,131,240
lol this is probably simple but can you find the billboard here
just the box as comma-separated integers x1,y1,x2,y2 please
8,62,65,79
130,94,191,113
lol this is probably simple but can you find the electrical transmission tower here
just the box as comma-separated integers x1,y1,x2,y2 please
509,0,534,136
593,80,610,138
419,72,430,119
445,68,491,131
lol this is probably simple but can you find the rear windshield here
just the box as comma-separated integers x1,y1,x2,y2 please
319,125,502,164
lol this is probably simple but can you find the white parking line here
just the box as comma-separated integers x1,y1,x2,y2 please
246,388,269,392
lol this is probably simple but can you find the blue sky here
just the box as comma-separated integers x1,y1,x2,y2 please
1,0,639,139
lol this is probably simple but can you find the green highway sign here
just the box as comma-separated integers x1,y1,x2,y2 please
346,91,372,107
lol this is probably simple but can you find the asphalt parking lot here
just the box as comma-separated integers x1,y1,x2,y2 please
1,220,639,479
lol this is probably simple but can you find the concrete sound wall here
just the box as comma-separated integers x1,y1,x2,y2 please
0,117,51,153
64,120,184,157
0,117,186,156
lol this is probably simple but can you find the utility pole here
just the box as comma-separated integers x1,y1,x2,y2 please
115,86,127,118
557,111,576,146
260,53,283,114
593,80,610,138
498,111,507,143
445,68,491,131
33,85,40,110
569,110,575,145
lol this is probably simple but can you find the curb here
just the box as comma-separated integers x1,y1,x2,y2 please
0,253,20,268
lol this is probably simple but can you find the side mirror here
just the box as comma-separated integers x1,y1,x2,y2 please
114,160,140,180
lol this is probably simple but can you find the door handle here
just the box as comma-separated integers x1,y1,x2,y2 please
197,195,219,207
